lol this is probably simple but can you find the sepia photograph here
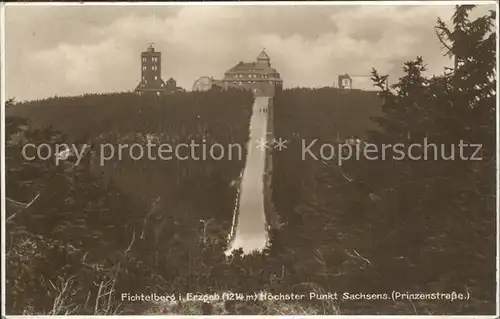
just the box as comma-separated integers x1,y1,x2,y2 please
2,1,498,316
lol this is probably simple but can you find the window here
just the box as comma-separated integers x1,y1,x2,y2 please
143,66,146,71
142,76,145,80
155,76,158,80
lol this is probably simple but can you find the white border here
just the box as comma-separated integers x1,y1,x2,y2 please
3,315,495,319
495,2,500,318
495,1,499,316
1,1,499,318
1,2,6,318
2,1,498,6
3,317,499,319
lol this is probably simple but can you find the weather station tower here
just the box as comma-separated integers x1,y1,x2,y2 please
134,43,167,96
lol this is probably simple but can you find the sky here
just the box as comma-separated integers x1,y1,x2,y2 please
5,3,496,101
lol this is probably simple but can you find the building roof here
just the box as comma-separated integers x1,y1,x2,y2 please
146,43,156,53
224,61,279,76
221,49,281,81
257,49,270,61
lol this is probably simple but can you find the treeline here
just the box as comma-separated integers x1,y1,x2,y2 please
274,87,382,140
271,5,496,315
8,89,252,142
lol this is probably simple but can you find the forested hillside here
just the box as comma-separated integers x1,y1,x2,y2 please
6,89,258,314
5,5,497,316
271,5,496,315
274,87,381,140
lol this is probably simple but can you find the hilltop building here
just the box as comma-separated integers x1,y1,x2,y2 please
192,76,221,92
134,44,166,96
192,50,283,97
165,77,185,93
222,50,283,96
134,44,183,95
337,74,385,91
338,74,352,89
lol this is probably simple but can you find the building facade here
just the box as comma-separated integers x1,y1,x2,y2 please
221,50,283,97
338,74,353,89
134,44,168,96
165,77,185,93
192,76,217,92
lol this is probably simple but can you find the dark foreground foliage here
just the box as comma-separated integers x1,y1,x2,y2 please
271,5,496,315
5,6,497,316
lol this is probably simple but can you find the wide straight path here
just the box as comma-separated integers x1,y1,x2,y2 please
226,96,270,255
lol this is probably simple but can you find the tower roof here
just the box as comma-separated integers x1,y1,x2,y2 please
257,49,270,61
225,61,276,75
